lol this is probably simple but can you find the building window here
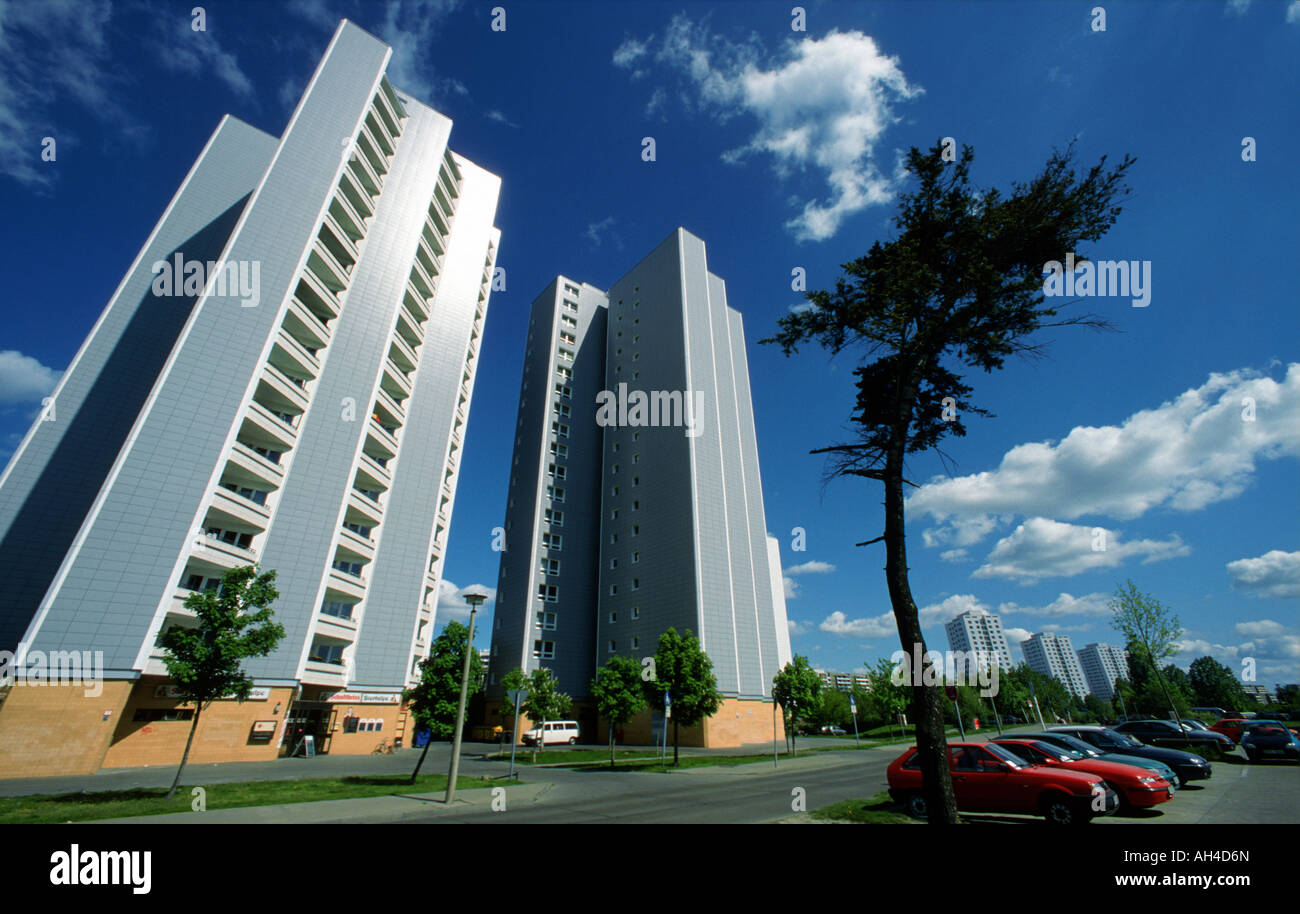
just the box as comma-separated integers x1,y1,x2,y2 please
552,421,570,438
540,558,561,576
633,453,640,464
631,578,639,591
632,477,639,487
555,382,571,397
611,463,619,475
632,551,639,563
548,463,566,480
321,601,354,620
544,508,564,526
557,348,574,363
610,533,618,545
556,365,572,380
610,508,619,520
609,558,618,569
608,640,616,653
549,441,568,458
632,636,639,649
609,584,618,595
561,315,576,329
560,332,576,345
609,611,617,623
632,500,639,511
536,611,557,631
537,584,559,602
542,532,563,550
610,485,620,497
332,559,363,578
632,525,639,536
533,640,556,659
632,606,640,619
547,485,565,502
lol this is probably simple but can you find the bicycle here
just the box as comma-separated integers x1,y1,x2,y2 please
372,739,395,755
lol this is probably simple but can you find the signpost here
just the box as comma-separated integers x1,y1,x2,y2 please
945,684,966,740
849,694,861,747
661,691,670,768
506,688,525,779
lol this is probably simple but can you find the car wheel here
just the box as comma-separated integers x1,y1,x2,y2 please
568,737,577,745
1245,750,1258,764
1041,794,1087,825
904,792,927,820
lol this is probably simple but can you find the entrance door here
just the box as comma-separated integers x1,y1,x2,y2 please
282,702,335,755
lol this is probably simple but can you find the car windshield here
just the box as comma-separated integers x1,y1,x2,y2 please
981,744,1026,768
1049,734,1099,756
1100,731,1141,748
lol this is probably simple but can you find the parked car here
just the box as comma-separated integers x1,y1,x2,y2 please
1240,720,1300,763
1113,719,1235,754
521,720,580,746
1048,725,1213,784
820,725,847,736
1190,706,1227,722
1209,717,1250,744
1010,731,1181,788
991,738,1175,809
886,742,1120,824
1002,714,1024,725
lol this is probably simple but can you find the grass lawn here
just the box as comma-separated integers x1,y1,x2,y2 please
485,748,664,765
0,772,513,825
807,791,917,824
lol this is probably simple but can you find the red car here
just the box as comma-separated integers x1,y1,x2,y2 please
886,742,1121,824
1210,718,1247,744
992,738,1175,809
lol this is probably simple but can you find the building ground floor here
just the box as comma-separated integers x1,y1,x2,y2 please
479,695,785,749
0,677,416,778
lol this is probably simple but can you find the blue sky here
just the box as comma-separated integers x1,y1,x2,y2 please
2,0,1297,690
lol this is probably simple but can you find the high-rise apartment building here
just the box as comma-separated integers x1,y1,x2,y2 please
944,608,1014,670
486,229,791,747
0,20,500,776
1022,633,1090,699
1076,642,1129,701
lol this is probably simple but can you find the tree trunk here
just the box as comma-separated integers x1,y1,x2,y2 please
1151,659,1192,748
165,704,202,801
884,432,959,825
673,718,679,766
409,733,432,784
609,724,615,768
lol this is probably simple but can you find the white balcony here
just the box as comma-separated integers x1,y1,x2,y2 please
348,487,384,527
327,566,367,601
271,328,320,380
302,659,348,687
259,364,309,414
229,441,285,489
245,401,297,449
357,451,392,491
338,525,375,563
367,415,399,457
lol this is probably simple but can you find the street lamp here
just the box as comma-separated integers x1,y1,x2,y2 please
445,586,488,804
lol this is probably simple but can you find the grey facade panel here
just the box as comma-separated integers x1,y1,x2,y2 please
0,117,278,661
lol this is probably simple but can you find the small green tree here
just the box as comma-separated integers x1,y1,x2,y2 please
158,565,285,800
497,666,529,736
1110,581,1189,743
772,655,823,755
521,667,571,763
865,656,910,735
403,620,483,783
1083,694,1115,724
591,655,648,766
641,628,723,765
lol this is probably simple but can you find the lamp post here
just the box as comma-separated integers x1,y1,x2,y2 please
445,588,487,804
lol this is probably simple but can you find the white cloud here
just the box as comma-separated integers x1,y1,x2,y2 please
614,16,919,241
157,16,255,98
1004,627,1033,645
376,0,467,103
1288,1,1300,24
0,0,133,188
1227,550,1300,599
485,109,519,128
437,579,496,622
787,618,809,635
997,591,1113,619
786,560,835,575
912,365,1300,548
819,596,971,638
584,216,622,249
973,518,1189,584
1226,0,1251,15
612,36,648,71
783,576,799,600
0,350,60,405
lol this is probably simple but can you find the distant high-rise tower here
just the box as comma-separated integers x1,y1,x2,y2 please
1022,633,1090,699
1076,642,1130,701
0,20,500,776
944,608,1013,669
487,228,791,746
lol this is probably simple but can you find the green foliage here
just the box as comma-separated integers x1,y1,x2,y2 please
159,565,285,707
863,657,910,728
642,628,723,764
1188,656,1251,712
522,667,571,725
773,655,823,750
1083,694,1115,723
158,565,285,798
1110,580,1182,665
403,620,483,740
592,655,648,764
497,666,529,719
812,689,853,729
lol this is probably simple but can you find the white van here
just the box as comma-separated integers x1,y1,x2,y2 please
521,720,580,746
